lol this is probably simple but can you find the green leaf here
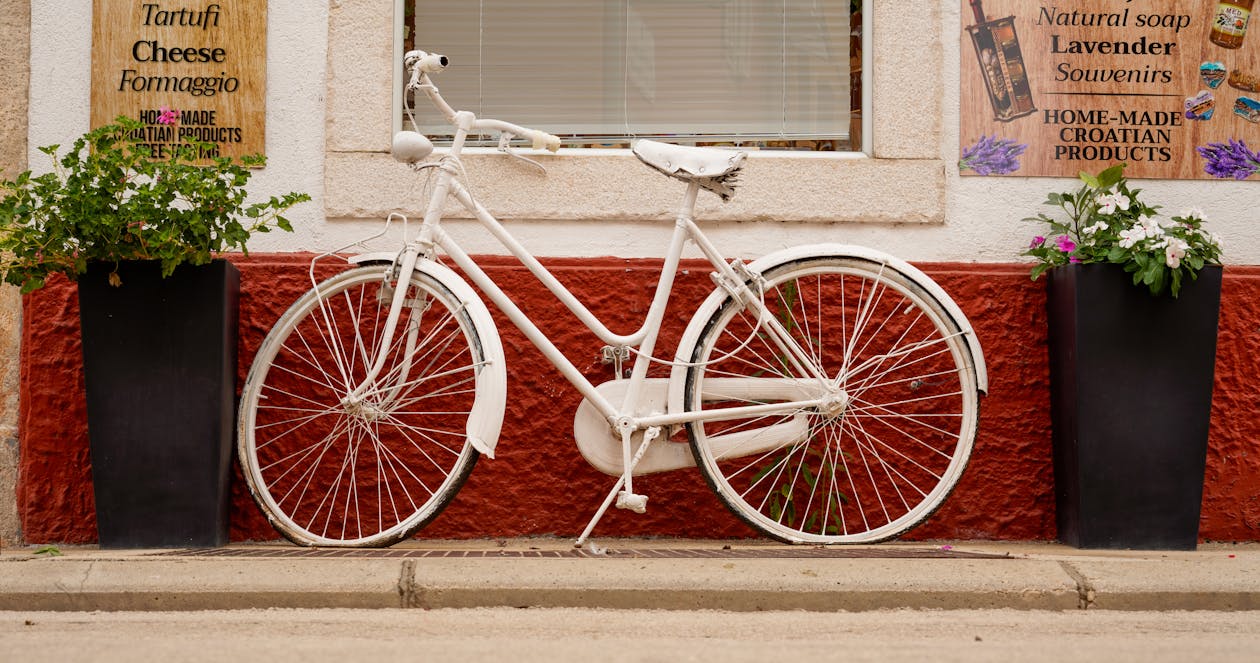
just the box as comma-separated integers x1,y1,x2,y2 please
1095,163,1127,189
0,115,308,292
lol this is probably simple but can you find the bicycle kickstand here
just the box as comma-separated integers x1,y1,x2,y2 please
574,426,661,550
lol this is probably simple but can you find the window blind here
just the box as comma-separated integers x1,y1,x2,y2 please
407,1,850,146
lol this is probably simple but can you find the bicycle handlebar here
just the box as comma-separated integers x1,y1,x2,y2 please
404,49,561,153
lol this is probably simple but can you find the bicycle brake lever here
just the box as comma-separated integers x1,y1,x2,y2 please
497,133,547,175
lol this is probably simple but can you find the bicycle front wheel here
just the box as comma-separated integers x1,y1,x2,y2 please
684,256,979,544
238,265,484,547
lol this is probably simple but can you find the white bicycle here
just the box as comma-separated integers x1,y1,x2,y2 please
237,49,988,548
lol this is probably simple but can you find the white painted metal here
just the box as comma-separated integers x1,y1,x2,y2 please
573,378,815,476
238,266,488,546
667,243,989,419
678,255,981,544
239,48,986,547
346,253,507,458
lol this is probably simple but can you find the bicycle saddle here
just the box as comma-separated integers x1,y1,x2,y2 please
632,140,746,202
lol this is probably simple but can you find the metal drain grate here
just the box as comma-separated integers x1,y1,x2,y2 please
151,546,1009,560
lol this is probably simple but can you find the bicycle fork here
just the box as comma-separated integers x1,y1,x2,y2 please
333,249,425,411
338,156,461,412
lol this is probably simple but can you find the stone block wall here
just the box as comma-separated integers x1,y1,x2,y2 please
0,0,30,548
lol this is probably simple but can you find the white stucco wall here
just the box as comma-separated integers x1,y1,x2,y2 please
28,1,1260,265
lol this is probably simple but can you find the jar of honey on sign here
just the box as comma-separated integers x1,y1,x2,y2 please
1212,1,1255,49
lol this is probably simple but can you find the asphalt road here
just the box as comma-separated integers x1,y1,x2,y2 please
3,607,1259,661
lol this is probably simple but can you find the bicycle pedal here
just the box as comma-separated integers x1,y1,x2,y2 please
615,491,648,514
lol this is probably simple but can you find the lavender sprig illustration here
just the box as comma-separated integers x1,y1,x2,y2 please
1198,139,1260,180
959,135,1027,175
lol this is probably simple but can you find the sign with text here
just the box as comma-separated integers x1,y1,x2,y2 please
960,1,1260,179
91,1,266,161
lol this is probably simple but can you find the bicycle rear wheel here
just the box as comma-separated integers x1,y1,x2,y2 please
684,256,979,544
238,265,484,547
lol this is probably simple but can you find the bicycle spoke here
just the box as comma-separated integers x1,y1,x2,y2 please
240,267,486,547
687,257,977,544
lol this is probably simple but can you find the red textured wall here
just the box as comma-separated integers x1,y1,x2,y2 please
17,255,1260,543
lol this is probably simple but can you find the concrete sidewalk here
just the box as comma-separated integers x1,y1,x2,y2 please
1,539,1257,612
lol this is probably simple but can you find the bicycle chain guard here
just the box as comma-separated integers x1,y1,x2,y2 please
572,379,695,476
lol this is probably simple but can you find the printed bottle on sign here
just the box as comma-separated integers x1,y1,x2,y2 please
1211,0,1255,49
965,0,1035,121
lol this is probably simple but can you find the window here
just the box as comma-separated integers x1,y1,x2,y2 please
399,1,863,151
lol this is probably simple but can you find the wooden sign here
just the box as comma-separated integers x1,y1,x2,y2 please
91,0,266,160
960,1,1260,180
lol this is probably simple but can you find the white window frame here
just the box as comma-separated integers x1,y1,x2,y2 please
391,0,872,156
324,1,951,232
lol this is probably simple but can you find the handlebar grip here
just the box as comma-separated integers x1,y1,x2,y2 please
405,50,448,75
530,131,562,152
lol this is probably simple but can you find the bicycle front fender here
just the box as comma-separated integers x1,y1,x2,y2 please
350,252,508,459
667,244,988,417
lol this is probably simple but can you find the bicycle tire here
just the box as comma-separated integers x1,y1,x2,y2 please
683,256,979,544
238,265,484,547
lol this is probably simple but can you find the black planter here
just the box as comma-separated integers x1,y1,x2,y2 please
1047,263,1222,550
78,260,239,548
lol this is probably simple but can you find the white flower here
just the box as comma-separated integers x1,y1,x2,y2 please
1139,217,1165,238
1096,191,1130,215
1180,207,1206,222
1083,221,1108,236
1165,237,1189,268
1118,226,1146,249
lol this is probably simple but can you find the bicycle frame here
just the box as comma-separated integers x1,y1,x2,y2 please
334,63,864,546
393,153,838,546
237,48,987,550
368,182,826,454
438,180,829,416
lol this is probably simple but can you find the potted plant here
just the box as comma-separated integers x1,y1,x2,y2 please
1022,164,1224,550
0,111,309,547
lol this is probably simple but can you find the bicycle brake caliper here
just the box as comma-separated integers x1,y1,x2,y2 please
710,260,763,306
377,263,400,305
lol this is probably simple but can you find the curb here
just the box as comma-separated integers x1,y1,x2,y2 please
1,542,1257,613
0,556,1080,612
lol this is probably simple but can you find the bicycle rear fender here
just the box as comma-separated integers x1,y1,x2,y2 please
667,244,988,416
350,253,508,459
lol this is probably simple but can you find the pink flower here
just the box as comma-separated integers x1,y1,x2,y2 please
1029,236,1046,248
157,106,180,126
1056,236,1076,253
